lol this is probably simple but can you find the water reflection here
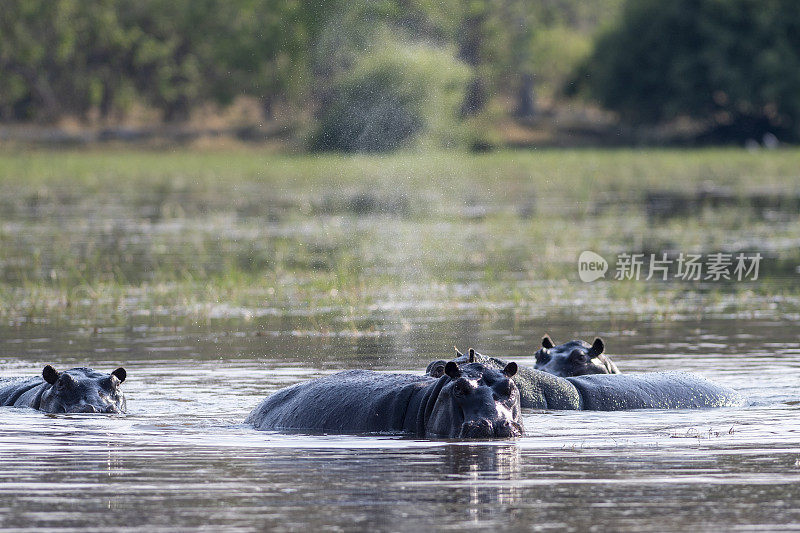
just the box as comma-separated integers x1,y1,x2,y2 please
440,445,521,523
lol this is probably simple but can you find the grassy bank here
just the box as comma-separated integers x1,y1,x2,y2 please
1,148,799,326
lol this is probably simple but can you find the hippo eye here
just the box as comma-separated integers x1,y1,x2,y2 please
494,379,513,398
56,374,75,391
453,378,472,397
536,350,550,363
569,349,589,363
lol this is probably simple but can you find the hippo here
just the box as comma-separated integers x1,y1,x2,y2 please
246,362,524,439
427,349,742,410
534,335,621,377
0,366,127,413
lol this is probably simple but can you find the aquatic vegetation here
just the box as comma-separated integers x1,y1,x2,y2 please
0,148,799,326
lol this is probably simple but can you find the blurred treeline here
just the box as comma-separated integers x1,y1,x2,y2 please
1,0,798,150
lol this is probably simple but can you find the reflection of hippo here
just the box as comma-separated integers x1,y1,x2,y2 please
427,350,742,410
0,366,127,413
534,335,621,377
442,444,521,512
246,362,524,439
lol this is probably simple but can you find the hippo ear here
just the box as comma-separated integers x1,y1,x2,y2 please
111,367,127,383
588,338,604,357
502,362,518,378
542,335,554,349
468,348,475,363
454,346,464,358
42,365,59,385
444,361,461,380
429,362,446,378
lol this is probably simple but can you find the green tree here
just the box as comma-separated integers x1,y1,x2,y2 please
0,0,340,122
121,0,340,120
582,0,800,140
0,1,147,121
310,36,470,152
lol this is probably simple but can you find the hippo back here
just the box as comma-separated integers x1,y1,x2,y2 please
566,372,744,410
0,377,45,407
246,370,433,433
512,365,583,410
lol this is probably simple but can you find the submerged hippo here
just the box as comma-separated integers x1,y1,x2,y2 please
0,366,127,413
246,362,524,439
534,335,621,377
427,349,742,410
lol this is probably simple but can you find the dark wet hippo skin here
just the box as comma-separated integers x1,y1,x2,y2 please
0,366,127,413
564,372,743,410
426,349,742,410
246,362,524,439
534,335,621,377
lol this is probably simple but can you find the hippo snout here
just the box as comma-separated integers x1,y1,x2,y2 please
460,419,493,438
66,403,121,414
68,403,100,413
459,419,523,439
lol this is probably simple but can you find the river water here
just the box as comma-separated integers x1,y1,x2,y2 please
1,314,799,531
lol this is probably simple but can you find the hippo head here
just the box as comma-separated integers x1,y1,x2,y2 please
533,335,620,377
39,366,127,414
426,347,495,379
426,361,523,439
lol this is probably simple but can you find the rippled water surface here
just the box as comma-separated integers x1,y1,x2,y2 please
2,315,799,532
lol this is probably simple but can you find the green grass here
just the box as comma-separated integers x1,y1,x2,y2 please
1,147,799,325
1,147,798,193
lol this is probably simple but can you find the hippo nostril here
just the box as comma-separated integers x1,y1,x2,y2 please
493,420,523,438
494,422,511,438
460,419,494,439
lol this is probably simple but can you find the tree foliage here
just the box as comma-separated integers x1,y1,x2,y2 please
0,0,339,121
9,0,791,148
582,0,800,140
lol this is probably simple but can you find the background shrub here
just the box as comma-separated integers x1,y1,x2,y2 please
580,0,800,141
310,39,470,152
